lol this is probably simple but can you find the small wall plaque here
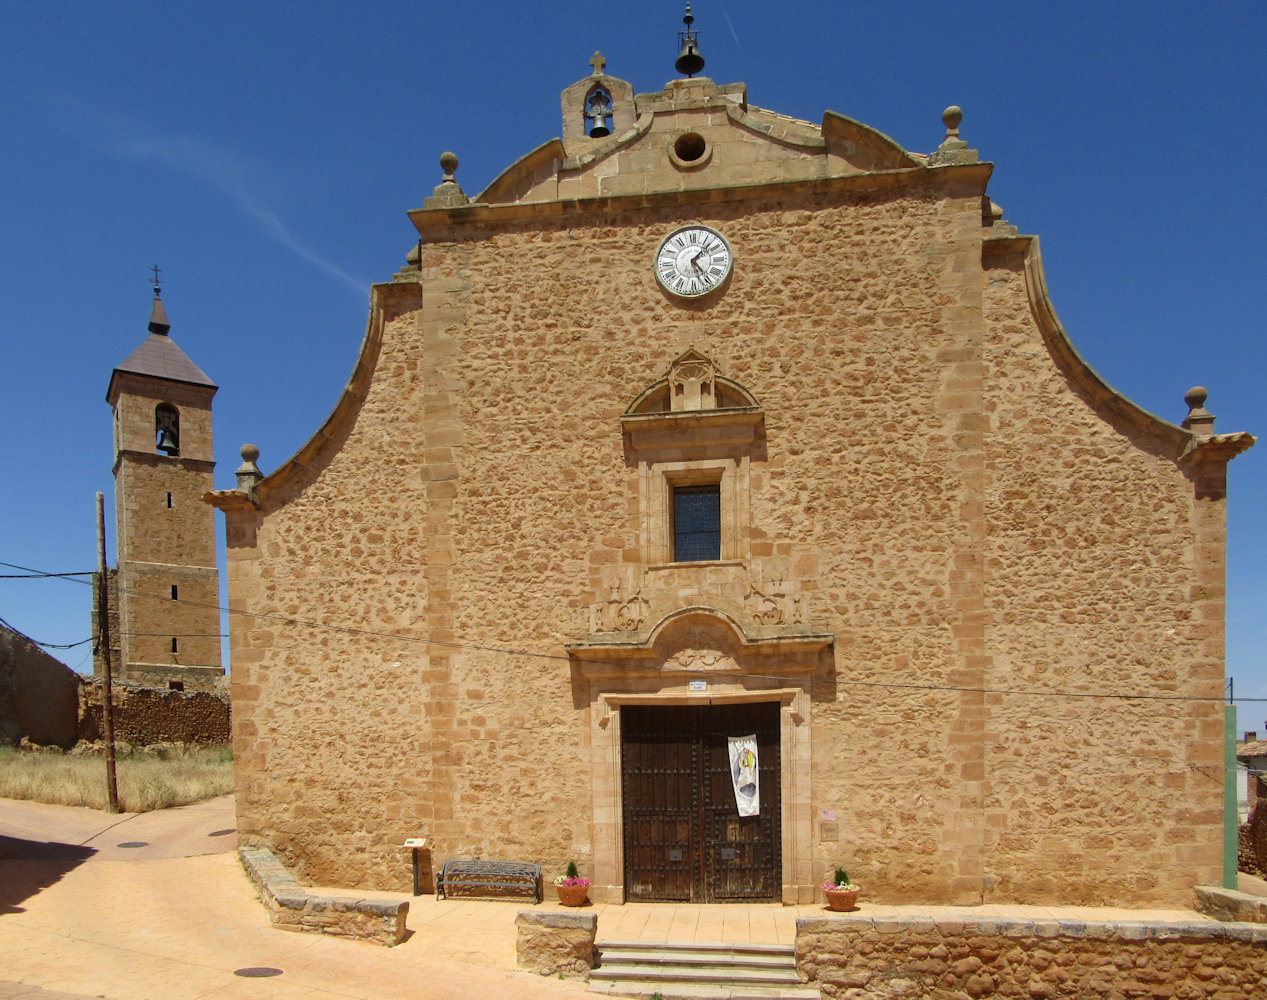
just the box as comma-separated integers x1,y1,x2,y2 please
689,679,707,691
820,821,839,842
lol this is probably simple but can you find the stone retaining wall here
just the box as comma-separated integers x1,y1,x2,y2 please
796,912,1267,999
239,845,408,946
515,910,597,978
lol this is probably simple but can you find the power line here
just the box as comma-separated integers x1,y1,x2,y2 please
111,583,1267,705
0,614,93,650
0,561,94,583
9,558,1265,706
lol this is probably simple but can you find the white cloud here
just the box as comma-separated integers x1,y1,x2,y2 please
49,96,366,295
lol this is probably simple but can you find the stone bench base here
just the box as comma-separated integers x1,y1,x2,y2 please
516,909,597,978
239,846,409,946
1195,884,1267,923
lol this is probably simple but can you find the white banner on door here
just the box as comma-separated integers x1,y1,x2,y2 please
728,734,759,817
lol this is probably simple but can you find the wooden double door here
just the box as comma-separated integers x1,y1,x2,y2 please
621,702,781,902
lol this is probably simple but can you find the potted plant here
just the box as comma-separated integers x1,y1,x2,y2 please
820,868,860,911
554,861,590,906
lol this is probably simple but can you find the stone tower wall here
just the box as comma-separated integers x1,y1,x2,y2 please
111,375,222,690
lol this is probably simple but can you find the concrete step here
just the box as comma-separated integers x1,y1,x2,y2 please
590,940,818,999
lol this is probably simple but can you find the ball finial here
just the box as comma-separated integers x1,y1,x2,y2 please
942,106,963,138
240,443,260,464
1184,386,1208,410
440,151,459,183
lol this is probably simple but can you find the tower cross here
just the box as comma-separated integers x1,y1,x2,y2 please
590,50,606,76
150,264,162,294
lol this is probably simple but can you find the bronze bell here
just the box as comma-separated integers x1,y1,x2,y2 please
589,112,611,138
157,430,179,455
675,37,704,77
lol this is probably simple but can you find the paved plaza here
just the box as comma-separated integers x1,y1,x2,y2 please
0,794,1242,1000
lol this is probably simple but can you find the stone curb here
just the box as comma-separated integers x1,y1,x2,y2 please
238,845,409,946
795,911,1267,942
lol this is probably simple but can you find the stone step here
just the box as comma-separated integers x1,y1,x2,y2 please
597,949,796,970
589,940,817,999
588,983,820,1000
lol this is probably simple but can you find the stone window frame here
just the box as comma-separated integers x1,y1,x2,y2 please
622,354,763,568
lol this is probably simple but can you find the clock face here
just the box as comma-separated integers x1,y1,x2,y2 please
655,225,732,298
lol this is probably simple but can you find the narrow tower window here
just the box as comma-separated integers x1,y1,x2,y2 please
155,403,180,456
171,637,179,654
166,492,173,508
171,585,178,600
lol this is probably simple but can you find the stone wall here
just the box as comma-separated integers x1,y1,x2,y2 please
1240,802,1267,878
796,912,1267,999
0,625,80,748
238,845,408,946
79,679,229,744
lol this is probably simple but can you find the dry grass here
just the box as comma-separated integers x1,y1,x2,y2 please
0,744,233,813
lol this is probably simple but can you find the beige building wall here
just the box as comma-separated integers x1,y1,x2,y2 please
212,74,1250,906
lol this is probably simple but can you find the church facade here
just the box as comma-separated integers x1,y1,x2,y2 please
210,61,1252,907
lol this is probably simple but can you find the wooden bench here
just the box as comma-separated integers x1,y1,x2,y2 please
436,859,543,903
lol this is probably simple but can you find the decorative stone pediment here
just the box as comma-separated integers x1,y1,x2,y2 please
625,350,760,417
568,601,833,682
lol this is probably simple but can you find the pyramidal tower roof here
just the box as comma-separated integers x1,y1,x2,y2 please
108,288,216,400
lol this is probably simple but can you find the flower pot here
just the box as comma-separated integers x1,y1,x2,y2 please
556,883,589,906
824,888,859,912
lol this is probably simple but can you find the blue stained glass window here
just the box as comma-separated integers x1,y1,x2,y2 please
674,485,721,561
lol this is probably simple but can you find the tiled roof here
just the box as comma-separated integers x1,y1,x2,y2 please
1237,739,1267,760
112,333,216,389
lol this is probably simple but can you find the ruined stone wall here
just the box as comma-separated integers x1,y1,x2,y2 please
224,172,1220,903
0,626,80,748
79,679,229,744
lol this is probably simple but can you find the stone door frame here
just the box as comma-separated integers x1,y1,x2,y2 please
588,682,815,904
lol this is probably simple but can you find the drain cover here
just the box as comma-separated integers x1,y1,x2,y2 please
117,842,148,848
233,967,283,978
208,829,234,837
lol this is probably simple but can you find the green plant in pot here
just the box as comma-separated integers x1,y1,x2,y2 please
820,868,860,911
553,860,591,906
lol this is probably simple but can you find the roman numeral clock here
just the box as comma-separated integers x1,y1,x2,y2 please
654,225,733,298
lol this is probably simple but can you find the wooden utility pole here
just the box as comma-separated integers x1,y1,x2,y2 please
96,492,120,814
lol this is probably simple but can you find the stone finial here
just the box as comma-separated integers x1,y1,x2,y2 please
235,443,264,502
928,104,978,166
424,151,470,209
589,50,606,76
1182,386,1216,434
440,151,459,182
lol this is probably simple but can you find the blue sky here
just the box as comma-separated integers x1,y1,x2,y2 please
1,2,1263,723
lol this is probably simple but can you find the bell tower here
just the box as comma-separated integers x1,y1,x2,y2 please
103,283,223,691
